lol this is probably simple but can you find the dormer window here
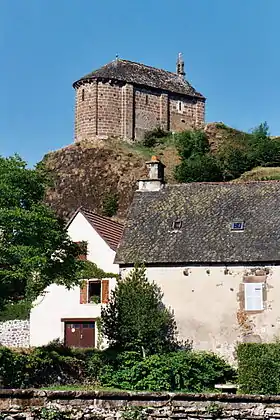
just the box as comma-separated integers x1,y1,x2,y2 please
173,220,182,230
231,221,245,231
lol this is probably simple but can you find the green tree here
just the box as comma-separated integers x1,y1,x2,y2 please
174,154,222,182
248,122,280,167
101,265,179,355
175,130,210,160
0,155,84,311
174,130,223,182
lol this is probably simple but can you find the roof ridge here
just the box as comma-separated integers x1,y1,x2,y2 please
80,207,123,227
162,180,280,187
117,59,179,78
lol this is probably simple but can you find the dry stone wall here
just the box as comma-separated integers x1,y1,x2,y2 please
1,391,280,420
0,320,30,347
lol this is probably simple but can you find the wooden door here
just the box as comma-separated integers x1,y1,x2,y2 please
65,322,95,348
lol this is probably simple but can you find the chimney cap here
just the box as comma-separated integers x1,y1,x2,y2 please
145,155,166,167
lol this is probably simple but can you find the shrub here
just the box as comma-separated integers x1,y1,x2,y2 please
174,154,223,182
0,347,25,387
0,300,31,321
98,350,236,392
0,344,236,391
237,343,280,394
175,130,210,160
142,127,169,148
102,192,118,217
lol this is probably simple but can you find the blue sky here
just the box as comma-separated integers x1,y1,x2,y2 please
0,0,278,165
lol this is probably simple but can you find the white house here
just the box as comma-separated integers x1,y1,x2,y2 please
30,207,123,348
115,156,280,362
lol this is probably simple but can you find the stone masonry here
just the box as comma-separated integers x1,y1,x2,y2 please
0,320,30,347
73,56,206,142
1,391,280,420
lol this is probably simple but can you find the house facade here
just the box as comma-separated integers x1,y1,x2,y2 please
115,157,280,362
73,54,205,142
30,208,123,348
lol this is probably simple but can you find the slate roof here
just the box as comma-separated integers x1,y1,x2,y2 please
115,182,280,265
68,207,123,252
73,59,204,99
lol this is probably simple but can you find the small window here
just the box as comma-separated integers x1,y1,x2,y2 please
145,95,148,105
244,283,264,311
82,323,95,329
231,221,245,231
173,220,182,230
177,101,183,113
81,89,85,101
88,281,101,304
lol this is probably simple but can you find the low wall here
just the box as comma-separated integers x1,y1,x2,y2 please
1,390,280,419
0,320,30,347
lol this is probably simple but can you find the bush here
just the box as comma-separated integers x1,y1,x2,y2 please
0,300,31,321
174,154,223,183
102,192,118,217
98,350,236,392
237,343,280,394
0,344,236,391
174,123,280,183
142,127,169,148
175,130,210,160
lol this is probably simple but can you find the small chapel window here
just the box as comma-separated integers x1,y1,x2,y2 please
81,89,85,101
177,101,183,113
145,95,149,105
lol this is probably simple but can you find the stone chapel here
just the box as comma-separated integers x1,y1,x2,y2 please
73,54,205,142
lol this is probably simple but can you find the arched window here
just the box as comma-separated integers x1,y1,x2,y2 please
177,101,183,112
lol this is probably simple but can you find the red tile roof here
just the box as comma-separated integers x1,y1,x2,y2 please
72,207,123,251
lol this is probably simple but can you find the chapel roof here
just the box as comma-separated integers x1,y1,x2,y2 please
73,59,205,99
115,181,280,265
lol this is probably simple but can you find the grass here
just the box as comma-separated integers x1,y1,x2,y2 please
233,166,280,182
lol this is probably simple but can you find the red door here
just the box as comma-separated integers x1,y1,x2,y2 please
65,322,95,348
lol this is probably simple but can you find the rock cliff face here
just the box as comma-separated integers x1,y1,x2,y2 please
43,139,146,221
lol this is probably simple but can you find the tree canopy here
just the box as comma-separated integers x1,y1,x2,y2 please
0,155,84,311
174,123,280,183
101,265,181,355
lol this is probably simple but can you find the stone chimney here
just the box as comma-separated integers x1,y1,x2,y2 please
138,156,165,191
176,52,185,79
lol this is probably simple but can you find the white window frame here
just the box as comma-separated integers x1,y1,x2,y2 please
244,282,264,311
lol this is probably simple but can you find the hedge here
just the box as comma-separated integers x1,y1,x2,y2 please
237,343,280,394
0,343,236,391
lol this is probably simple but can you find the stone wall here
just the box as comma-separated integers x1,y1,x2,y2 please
1,391,280,420
134,88,161,140
0,320,30,347
74,80,205,142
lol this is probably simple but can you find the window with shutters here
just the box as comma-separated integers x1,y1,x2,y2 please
80,279,109,305
244,283,264,311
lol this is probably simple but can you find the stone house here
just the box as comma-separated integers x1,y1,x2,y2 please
30,207,123,348
115,157,280,361
73,54,205,142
